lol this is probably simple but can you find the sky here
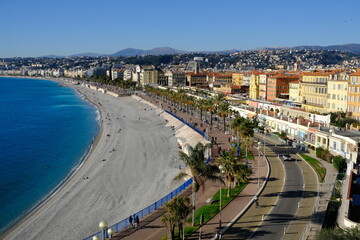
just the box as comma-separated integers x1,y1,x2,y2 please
1,0,359,58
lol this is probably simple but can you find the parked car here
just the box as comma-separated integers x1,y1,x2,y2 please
282,154,292,161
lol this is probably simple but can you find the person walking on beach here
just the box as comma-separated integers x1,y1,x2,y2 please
129,215,134,228
135,215,140,228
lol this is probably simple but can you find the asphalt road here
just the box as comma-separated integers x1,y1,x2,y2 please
250,135,304,240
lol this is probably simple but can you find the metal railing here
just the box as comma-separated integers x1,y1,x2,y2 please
84,112,210,240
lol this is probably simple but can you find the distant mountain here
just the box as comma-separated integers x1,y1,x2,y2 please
40,55,64,58
38,43,360,58
69,52,103,57
255,43,360,53
110,47,186,56
197,49,240,54
294,43,360,52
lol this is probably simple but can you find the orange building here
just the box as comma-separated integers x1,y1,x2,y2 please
266,74,300,101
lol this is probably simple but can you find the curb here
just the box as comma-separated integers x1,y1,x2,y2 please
211,148,271,239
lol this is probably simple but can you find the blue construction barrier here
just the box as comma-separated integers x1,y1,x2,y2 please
83,111,210,240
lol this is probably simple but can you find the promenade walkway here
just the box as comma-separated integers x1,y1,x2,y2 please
110,92,269,240
111,92,336,240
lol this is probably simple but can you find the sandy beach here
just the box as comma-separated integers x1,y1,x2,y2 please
3,81,204,240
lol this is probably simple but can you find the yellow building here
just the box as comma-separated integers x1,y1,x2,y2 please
249,71,261,100
186,72,208,87
289,80,301,103
348,71,360,119
301,70,337,114
232,72,244,86
326,73,349,113
140,65,158,86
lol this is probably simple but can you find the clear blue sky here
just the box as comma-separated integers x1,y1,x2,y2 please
1,0,359,57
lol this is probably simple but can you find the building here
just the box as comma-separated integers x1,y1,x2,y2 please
266,74,300,101
289,80,301,103
249,71,261,99
157,69,168,86
165,71,187,87
232,72,244,86
186,72,208,87
348,71,360,119
301,70,337,114
327,73,349,113
140,65,158,86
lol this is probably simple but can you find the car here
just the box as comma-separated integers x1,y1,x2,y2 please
282,154,292,161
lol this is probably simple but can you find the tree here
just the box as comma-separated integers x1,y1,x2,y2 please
332,155,346,172
217,102,230,133
162,196,192,240
173,142,220,226
216,150,251,197
196,99,208,121
236,163,253,184
241,136,253,162
315,226,360,240
231,117,255,147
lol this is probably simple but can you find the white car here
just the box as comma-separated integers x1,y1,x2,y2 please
282,154,292,161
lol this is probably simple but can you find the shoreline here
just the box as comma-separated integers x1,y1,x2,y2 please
0,77,104,239
2,77,205,240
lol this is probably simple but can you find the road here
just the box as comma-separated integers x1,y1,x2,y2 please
222,134,313,240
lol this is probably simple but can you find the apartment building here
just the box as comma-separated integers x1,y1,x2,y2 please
266,74,300,101
348,71,360,119
289,80,301,103
327,73,349,113
301,70,336,114
249,71,260,99
140,65,158,86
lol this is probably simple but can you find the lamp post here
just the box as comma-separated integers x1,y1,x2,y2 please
107,228,115,239
218,165,225,229
257,141,261,187
99,221,109,240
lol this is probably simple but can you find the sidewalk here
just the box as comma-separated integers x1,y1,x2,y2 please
110,93,268,240
296,153,337,240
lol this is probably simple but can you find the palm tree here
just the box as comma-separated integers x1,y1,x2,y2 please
230,117,243,147
217,102,230,132
236,164,253,184
205,98,215,126
196,99,208,121
173,142,220,226
241,136,253,162
162,196,192,240
239,119,254,138
216,150,244,197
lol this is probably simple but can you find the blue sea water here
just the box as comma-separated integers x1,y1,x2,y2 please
0,77,99,233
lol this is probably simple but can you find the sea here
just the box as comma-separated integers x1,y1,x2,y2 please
0,77,99,233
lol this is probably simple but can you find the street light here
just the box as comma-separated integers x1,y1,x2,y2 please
218,165,226,228
257,141,261,187
107,228,115,239
99,221,108,240
92,236,100,240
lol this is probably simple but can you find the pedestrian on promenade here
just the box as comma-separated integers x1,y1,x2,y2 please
135,215,140,228
129,215,134,228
